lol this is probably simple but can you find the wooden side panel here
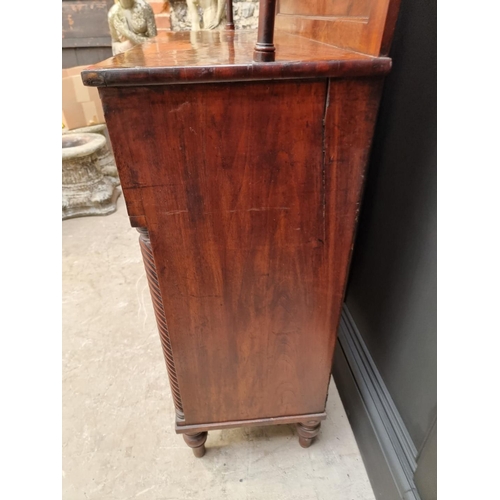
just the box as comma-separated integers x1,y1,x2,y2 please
323,77,384,342
100,77,382,425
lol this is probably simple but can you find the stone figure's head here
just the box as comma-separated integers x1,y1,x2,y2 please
119,0,135,9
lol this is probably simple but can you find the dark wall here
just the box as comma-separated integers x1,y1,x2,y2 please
62,0,113,68
344,0,436,459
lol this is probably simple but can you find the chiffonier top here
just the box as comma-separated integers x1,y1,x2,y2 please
81,30,391,87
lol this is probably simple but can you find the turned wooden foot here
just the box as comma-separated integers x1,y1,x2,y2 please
297,420,321,448
183,432,208,457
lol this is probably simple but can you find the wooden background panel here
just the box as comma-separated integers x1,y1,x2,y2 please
276,0,400,56
101,80,339,424
278,0,372,19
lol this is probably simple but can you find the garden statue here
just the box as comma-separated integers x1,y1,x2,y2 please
62,133,120,220
108,0,157,55
187,0,226,31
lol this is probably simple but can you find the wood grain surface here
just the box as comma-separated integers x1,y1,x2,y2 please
99,76,383,425
82,30,391,86
275,0,401,56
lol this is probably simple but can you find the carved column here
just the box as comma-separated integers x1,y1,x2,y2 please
137,227,185,421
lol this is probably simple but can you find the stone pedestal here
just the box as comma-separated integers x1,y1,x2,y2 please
63,124,120,181
62,133,120,220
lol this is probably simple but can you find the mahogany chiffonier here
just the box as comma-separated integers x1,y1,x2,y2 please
82,0,401,457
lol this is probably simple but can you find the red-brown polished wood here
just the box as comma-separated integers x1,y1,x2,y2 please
82,30,390,87
98,74,383,429
82,0,400,456
102,80,332,425
275,0,401,56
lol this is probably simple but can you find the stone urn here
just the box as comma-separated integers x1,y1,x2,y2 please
63,124,119,181
62,133,121,220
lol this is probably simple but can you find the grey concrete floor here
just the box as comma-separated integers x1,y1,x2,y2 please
62,195,376,500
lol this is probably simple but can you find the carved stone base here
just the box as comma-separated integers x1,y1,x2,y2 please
297,420,321,448
62,133,120,220
183,432,208,458
63,124,120,181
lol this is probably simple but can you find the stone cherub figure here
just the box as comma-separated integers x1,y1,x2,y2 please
108,0,157,55
187,0,227,31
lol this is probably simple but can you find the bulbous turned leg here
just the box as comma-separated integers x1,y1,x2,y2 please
297,420,321,448
183,432,208,458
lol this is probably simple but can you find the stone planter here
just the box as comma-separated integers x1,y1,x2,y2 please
62,133,120,220
63,124,120,181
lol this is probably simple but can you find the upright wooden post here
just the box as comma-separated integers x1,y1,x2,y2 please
253,0,277,62
226,0,234,30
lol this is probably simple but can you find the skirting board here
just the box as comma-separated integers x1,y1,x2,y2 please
175,412,327,434
333,305,421,500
